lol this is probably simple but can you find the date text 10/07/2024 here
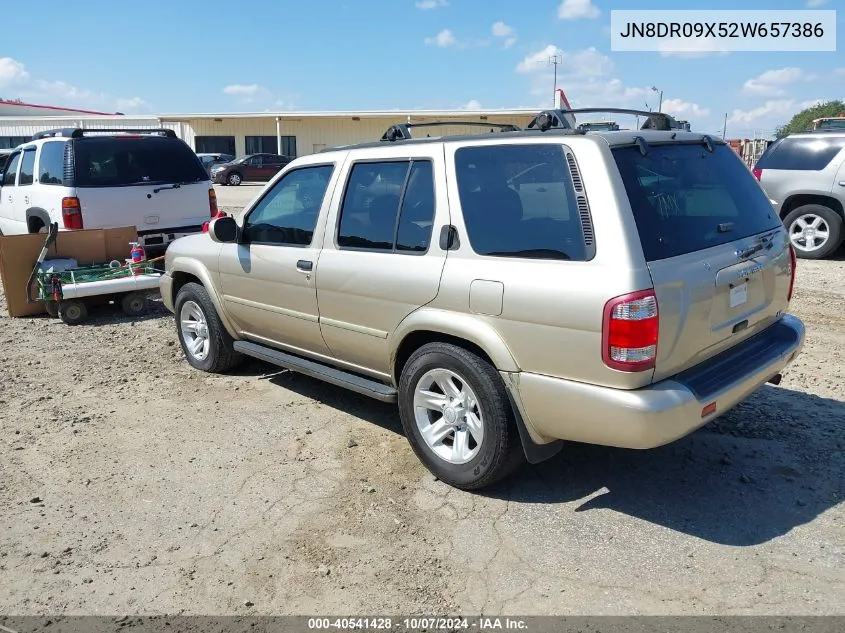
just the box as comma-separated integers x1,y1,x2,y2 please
306,617,530,631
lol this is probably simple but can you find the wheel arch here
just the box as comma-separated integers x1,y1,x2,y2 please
169,258,239,339
780,194,844,220
25,207,52,233
390,309,519,385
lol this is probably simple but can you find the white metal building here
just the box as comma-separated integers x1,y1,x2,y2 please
0,100,540,156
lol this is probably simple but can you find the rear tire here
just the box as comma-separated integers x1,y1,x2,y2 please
398,342,525,490
58,300,88,325
174,282,243,373
784,204,843,260
227,172,242,186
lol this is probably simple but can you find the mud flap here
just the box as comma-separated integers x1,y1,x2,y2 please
504,387,564,465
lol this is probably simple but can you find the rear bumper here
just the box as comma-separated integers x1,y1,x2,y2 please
505,314,805,449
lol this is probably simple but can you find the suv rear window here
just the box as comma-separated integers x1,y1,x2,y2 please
454,144,589,261
755,136,845,171
74,136,208,187
612,143,782,261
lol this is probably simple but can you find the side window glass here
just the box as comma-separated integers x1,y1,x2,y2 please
337,161,410,250
18,149,36,186
2,152,21,186
243,164,334,245
396,161,436,252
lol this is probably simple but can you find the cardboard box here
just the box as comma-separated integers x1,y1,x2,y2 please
0,226,138,317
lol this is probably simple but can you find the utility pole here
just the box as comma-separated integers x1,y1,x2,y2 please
548,54,562,108
722,112,728,139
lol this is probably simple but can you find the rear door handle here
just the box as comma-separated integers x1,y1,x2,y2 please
296,259,313,272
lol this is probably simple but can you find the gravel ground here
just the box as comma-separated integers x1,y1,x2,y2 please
1,246,843,616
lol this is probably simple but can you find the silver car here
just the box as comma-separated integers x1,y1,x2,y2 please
160,113,805,490
754,130,845,259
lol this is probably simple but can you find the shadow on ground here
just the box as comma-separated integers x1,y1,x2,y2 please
247,362,844,547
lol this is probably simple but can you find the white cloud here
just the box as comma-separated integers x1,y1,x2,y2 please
223,84,262,96
742,67,813,97
491,21,517,48
116,97,150,111
558,0,600,20
806,0,828,7
661,98,710,119
727,100,797,126
415,0,448,8
514,45,707,126
0,57,149,113
0,57,30,86
424,29,457,47
492,21,514,37
461,99,482,110
516,45,613,77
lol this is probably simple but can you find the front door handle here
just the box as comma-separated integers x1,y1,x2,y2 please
296,259,313,272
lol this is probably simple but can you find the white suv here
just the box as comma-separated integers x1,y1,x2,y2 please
0,128,218,251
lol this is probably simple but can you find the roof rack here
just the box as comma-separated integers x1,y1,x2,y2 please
380,120,521,142
527,108,679,132
30,127,177,141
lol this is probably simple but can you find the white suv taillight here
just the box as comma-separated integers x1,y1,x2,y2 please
602,290,659,372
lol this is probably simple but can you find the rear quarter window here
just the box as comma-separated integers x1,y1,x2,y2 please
755,136,845,171
74,136,208,187
454,143,590,261
612,143,782,261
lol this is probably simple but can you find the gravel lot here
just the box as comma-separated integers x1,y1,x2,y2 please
1,239,843,616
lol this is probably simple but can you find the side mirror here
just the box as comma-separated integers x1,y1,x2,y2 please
208,216,238,243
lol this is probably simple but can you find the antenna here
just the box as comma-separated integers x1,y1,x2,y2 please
548,54,562,108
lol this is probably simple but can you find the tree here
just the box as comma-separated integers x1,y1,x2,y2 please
775,100,845,138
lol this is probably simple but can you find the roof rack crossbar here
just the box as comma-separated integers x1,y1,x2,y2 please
30,127,177,141
527,108,680,132
381,120,521,142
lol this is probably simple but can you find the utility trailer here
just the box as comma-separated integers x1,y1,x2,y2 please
26,223,162,325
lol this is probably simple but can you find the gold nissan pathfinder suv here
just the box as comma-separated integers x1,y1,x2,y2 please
160,109,805,490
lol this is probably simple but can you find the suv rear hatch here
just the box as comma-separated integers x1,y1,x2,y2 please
71,135,214,234
611,140,793,382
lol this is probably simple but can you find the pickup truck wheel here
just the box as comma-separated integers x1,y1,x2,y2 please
398,343,525,490
227,172,242,186
784,204,843,260
174,282,243,373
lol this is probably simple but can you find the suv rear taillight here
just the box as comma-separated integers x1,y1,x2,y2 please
61,197,83,230
752,168,762,180
602,290,659,372
209,188,218,217
787,243,797,302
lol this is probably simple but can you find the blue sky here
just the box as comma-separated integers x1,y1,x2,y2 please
0,0,842,138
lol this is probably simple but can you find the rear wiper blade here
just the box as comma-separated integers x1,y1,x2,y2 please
486,248,571,259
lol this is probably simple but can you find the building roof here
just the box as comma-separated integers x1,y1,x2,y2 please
0,99,118,116
154,108,540,121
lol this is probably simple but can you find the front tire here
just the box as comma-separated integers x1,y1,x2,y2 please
784,204,843,260
398,343,525,490
174,282,243,373
227,172,242,186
